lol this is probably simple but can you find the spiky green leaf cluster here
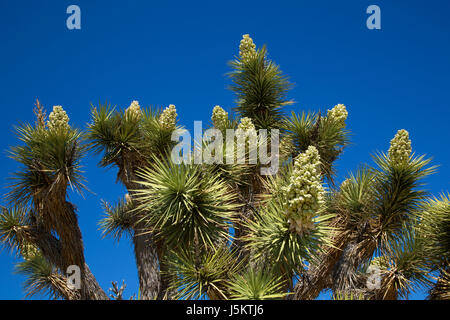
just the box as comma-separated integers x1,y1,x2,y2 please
244,173,334,276
99,196,135,242
8,119,86,206
134,157,238,249
227,268,288,300
369,227,431,299
229,35,293,129
14,254,71,300
87,102,180,172
429,268,450,300
371,152,435,251
165,246,243,300
0,206,29,253
282,110,350,182
416,194,450,268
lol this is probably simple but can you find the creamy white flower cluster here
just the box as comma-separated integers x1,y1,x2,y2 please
327,104,348,127
237,116,255,132
239,34,257,63
234,117,258,162
283,146,325,235
159,104,177,130
388,129,412,165
47,106,70,131
211,105,229,130
236,117,257,140
20,242,39,261
125,100,142,119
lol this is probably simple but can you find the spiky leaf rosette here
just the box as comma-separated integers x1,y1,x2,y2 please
429,268,450,300
88,102,180,178
8,118,87,205
371,151,435,254
282,108,350,182
416,194,450,269
134,157,238,249
338,167,376,227
229,35,293,129
99,196,135,242
14,254,79,300
368,226,431,300
165,246,243,300
244,194,334,276
244,151,334,275
194,137,255,191
329,133,434,296
0,206,78,300
227,268,288,300
202,113,268,188
0,205,29,253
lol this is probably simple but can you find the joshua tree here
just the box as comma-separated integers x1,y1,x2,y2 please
1,35,448,300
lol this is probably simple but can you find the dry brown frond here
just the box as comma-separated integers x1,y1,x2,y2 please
33,99,47,128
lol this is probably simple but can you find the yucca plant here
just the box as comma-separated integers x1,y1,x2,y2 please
416,194,450,299
89,102,181,299
229,35,293,130
2,102,107,299
1,36,449,301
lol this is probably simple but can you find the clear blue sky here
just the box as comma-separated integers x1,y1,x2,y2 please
0,0,449,300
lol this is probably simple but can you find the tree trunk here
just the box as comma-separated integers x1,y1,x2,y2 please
132,221,161,300
121,156,163,299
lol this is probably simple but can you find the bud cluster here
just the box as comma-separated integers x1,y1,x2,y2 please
327,104,348,127
47,106,70,131
388,129,412,165
125,100,142,119
159,104,177,130
211,105,229,130
239,34,257,63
